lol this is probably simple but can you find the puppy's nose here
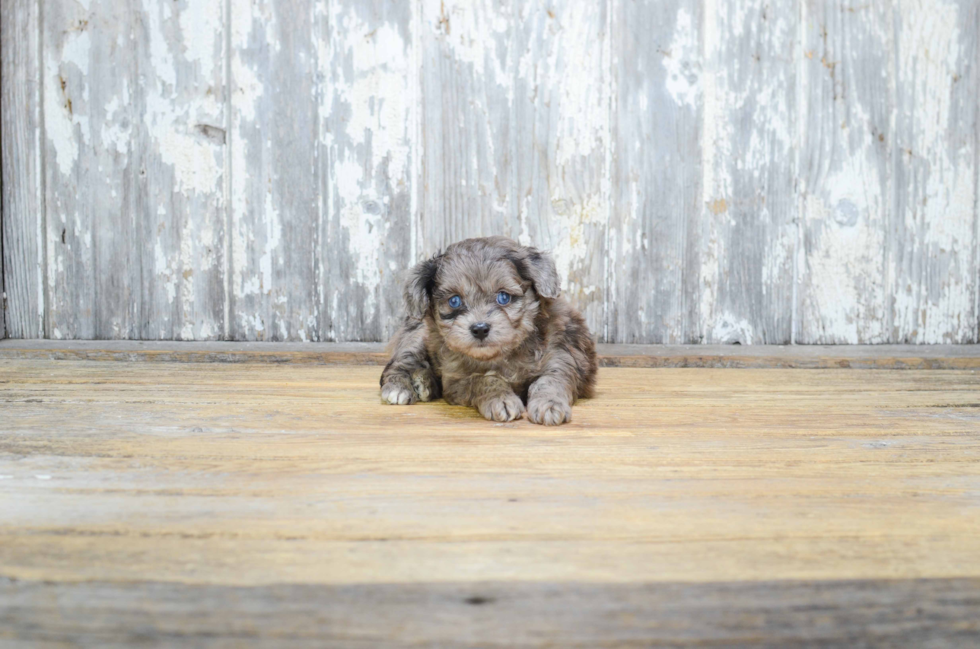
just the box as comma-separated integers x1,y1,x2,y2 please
470,322,491,340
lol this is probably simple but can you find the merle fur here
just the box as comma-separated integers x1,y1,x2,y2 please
380,236,597,425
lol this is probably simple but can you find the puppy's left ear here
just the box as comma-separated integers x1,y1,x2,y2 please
404,254,442,318
515,247,561,299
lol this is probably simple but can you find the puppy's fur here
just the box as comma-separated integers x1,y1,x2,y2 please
380,237,597,425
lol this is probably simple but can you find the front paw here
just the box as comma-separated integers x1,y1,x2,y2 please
382,381,416,405
527,398,572,425
478,393,525,422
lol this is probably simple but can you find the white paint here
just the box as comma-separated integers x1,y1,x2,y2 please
662,7,700,108
892,0,976,343
803,151,888,343
45,31,91,176
259,191,282,295
180,1,223,78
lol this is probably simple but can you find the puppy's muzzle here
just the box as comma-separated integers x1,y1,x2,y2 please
470,322,491,340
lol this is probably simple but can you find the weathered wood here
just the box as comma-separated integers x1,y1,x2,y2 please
797,1,894,344
890,0,979,343
229,0,319,341
2,578,979,647
608,0,702,343
4,0,980,344
0,361,979,644
4,339,980,369
138,0,227,340
419,0,608,337
1,0,43,339
320,0,415,342
699,0,797,344
43,0,141,339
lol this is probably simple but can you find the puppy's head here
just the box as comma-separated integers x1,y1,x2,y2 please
405,237,561,361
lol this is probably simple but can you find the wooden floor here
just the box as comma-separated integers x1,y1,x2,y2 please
1,357,979,646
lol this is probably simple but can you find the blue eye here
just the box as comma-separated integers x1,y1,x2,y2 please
448,295,462,309
496,291,511,306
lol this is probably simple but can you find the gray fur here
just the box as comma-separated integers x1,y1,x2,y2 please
381,237,597,425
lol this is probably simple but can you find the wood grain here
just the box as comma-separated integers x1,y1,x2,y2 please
320,0,415,342
797,0,894,344
138,0,227,341
699,0,797,344
229,0,319,341
890,0,979,343
1,0,43,339
43,0,142,339
608,0,702,343
3,578,979,647
3,0,980,344
3,339,980,369
1,360,979,643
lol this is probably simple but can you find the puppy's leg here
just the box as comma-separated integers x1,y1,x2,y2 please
444,374,525,422
527,371,574,425
527,316,597,425
380,318,440,405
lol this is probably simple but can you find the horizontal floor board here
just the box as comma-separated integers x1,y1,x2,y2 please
1,340,979,368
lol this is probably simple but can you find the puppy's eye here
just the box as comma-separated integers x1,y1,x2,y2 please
496,291,511,306
448,295,462,309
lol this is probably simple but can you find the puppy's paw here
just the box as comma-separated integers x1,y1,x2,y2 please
410,368,439,402
527,398,572,426
478,393,525,422
381,381,416,405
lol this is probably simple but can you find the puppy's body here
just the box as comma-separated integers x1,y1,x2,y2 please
381,237,596,425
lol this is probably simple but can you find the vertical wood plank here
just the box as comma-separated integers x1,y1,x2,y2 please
230,0,319,341
419,0,517,251
609,0,702,343
699,0,797,344
43,0,141,339
419,0,609,336
138,0,227,340
1,0,43,338
320,0,415,342
890,0,978,343
797,0,894,344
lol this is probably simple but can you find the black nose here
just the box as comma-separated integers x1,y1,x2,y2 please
470,322,491,340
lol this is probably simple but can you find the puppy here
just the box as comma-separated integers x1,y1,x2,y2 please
380,236,597,425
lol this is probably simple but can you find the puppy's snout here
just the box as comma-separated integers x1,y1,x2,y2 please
470,322,491,340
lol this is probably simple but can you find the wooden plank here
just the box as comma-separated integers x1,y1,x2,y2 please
2,578,979,647
229,0,318,341
1,0,43,338
43,0,141,339
797,1,894,344
418,0,518,250
0,362,978,594
608,0,702,343
891,0,979,343
320,0,415,342
418,0,609,337
699,0,797,344
138,0,227,340
3,339,980,369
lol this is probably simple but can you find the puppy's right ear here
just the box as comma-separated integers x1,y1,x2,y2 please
404,254,442,319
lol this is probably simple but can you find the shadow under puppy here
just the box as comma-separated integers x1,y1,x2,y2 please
381,237,597,425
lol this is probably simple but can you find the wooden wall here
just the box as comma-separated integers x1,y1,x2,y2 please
2,0,978,343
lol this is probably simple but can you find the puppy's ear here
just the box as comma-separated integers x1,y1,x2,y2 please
512,247,561,299
404,254,442,318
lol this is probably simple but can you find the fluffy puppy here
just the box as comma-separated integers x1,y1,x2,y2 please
380,236,597,425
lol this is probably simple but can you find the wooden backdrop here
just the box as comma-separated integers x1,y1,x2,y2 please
2,0,978,344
